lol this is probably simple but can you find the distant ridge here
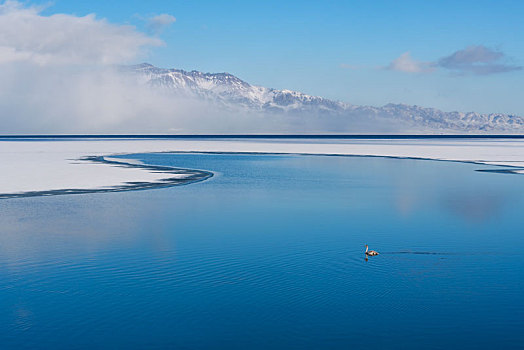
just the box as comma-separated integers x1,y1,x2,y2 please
127,63,524,133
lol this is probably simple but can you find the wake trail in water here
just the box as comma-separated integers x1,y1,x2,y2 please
379,251,504,256
380,251,458,255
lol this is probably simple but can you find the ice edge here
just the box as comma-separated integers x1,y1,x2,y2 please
0,155,214,199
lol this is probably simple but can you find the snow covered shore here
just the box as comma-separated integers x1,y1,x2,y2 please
1,138,523,198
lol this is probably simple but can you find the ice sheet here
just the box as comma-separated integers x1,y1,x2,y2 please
1,138,523,196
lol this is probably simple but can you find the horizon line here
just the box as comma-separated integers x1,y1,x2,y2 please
1,134,524,139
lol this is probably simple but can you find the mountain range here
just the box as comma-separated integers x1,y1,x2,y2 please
128,63,524,133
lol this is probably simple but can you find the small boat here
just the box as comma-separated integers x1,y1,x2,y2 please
365,244,379,256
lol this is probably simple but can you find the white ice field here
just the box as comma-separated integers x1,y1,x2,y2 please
1,138,523,197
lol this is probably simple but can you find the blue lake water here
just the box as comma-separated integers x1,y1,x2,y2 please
1,153,523,349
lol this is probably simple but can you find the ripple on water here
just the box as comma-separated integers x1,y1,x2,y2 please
3,152,524,349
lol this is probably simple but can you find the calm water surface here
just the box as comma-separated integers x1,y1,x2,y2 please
1,153,523,349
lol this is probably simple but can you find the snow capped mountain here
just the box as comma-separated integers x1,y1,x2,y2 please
129,63,348,113
129,63,524,133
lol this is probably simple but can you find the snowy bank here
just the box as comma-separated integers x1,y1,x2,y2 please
1,138,523,198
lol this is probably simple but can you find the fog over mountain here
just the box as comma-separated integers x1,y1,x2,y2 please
1,61,523,134
127,63,524,134
1,1,522,135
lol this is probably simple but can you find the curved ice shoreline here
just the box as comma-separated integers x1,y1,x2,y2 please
1,138,524,199
0,155,213,199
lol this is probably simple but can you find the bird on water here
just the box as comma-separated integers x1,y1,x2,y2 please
365,245,379,256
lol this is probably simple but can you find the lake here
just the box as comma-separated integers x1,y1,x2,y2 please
1,153,523,349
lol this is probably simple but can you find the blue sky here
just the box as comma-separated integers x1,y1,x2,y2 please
17,0,524,114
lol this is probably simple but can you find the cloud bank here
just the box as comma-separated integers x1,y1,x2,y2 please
0,1,179,134
0,1,286,134
0,1,162,65
387,45,521,75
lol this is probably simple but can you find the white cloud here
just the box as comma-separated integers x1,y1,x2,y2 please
147,14,176,34
386,52,434,73
0,0,162,66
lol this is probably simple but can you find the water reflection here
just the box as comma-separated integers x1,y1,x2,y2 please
1,153,524,349
440,191,508,223
387,161,517,224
